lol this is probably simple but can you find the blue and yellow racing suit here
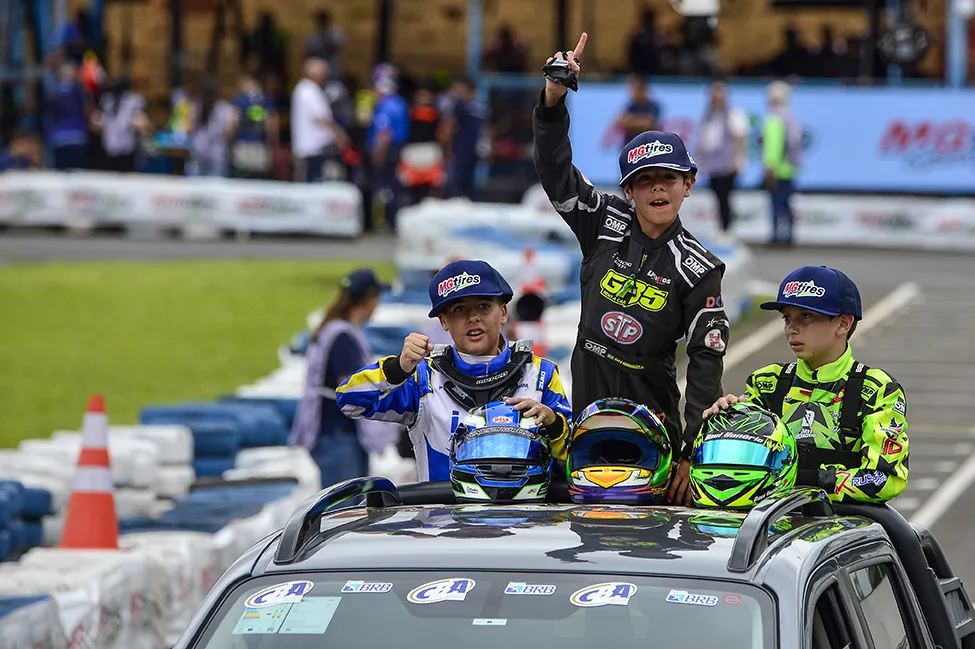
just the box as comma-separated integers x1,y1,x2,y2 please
336,337,572,482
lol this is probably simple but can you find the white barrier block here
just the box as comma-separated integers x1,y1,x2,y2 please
17,548,170,649
108,425,194,466
154,466,196,500
120,531,222,647
0,595,67,649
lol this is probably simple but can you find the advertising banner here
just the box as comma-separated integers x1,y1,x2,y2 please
567,83,975,194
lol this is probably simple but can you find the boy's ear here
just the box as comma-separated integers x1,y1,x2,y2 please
623,182,633,201
500,302,508,325
438,313,448,331
836,314,854,336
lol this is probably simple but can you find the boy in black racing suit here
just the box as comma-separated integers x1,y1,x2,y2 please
533,32,728,504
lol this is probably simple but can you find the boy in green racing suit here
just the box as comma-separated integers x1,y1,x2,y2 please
703,265,908,504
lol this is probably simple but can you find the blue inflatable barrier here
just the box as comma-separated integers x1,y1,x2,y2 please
218,396,299,431
192,456,237,478
0,595,52,619
19,487,52,520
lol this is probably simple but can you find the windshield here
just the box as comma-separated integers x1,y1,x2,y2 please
193,571,774,649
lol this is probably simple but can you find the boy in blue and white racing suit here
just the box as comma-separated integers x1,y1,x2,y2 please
336,259,572,481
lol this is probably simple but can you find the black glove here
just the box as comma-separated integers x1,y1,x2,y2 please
542,52,580,92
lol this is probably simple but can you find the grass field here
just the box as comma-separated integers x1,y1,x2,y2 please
0,259,396,448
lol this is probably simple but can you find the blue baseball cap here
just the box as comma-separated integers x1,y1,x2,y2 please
428,259,513,317
619,131,698,187
341,268,389,299
760,266,863,320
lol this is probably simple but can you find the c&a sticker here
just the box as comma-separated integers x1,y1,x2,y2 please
341,580,393,593
569,582,637,607
666,589,718,607
407,578,476,604
244,580,314,608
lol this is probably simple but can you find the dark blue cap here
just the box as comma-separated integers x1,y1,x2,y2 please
428,259,513,317
760,266,862,320
341,268,389,299
618,131,698,187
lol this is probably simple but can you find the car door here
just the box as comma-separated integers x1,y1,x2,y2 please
838,546,935,649
804,557,865,649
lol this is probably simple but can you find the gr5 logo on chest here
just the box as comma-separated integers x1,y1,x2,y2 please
407,578,476,604
599,270,669,312
601,311,644,344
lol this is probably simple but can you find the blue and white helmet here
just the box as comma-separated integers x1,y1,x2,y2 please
448,401,552,503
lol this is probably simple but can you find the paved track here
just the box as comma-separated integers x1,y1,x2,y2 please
4,231,974,587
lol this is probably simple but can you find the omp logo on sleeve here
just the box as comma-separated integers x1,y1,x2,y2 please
438,272,481,298
600,311,644,345
599,270,669,312
683,256,708,276
604,215,627,234
782,280,826,298
407,578,476,604
244,581,314,608
570,582,638,607
627,141,674,164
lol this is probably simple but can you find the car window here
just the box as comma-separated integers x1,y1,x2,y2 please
191,571,775,649
849,563,911,649
810,584,855,649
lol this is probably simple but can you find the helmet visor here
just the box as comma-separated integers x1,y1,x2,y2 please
693,439,789,472
571,429,661,470
453,428,549,464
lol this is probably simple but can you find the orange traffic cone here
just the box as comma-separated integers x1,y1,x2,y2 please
60,394,118,549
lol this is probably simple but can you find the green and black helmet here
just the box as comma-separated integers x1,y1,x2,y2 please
690,402,798,510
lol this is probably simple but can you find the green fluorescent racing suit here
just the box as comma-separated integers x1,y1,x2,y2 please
742,345,909,503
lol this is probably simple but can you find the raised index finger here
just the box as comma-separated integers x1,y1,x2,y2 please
573,32,588,59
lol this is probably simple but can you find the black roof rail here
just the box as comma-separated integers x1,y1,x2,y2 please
275,476,402,564
728,487,834,573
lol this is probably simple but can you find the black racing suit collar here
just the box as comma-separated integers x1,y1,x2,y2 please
630,214,683,251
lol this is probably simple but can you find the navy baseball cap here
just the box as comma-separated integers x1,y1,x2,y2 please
619,131,698,187
428,259,513,317
760,266,863,320
341,268,389,299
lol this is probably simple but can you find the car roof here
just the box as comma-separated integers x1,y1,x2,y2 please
256,482,882,582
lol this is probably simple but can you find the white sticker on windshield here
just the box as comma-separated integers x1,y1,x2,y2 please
244,581,314,608
232,605,291,634
408,578,476,604
279,597,342,634
666,590,718,607
473,619,507,626
341,580,393,593
569,582,638,607
505,582,556,596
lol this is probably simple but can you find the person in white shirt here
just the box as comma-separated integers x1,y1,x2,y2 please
290,57,349,182
695,77,750,235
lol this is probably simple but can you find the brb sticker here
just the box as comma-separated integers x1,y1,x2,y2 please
601,311,644,345
407,578,476,604
666,590,718,607
569,582,637,607
244,581,314,608
504,582,556,595
341,581,393,593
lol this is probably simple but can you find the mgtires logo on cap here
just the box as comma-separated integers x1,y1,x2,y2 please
438,272,481,298
627,141,674,164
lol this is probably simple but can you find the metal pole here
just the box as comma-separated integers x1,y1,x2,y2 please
169,0,183,92
466,0,482,76
947,0,969,88
887,0,902,84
